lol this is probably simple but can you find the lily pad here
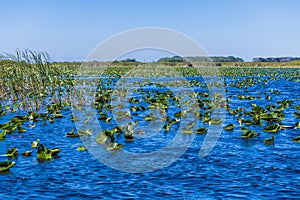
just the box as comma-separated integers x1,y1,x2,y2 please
264,136,275,145
263,124,281,133
195,127,207,134
66,128,79,138
77,145,88,151
210,118,222,125
22,150,33,156
182,128,193,134
0,161,15,172
292,136,300,142
37,144,60,160
0,130,7,140
31,139,40,148
96,132,108,144
241,128,260,138
294,112,300,118
106,142,123,151
6,147,18,157
223,124,235,131
124,132,134,142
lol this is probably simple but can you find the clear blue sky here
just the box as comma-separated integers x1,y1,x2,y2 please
1,0,300,61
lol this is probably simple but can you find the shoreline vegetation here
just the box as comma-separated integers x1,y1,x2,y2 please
2,51,300,68
57,56,300,68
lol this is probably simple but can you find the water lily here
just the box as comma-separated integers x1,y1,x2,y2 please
96,131,108,144
223,124,235,131
241,128,260,138
182,128,193,134
106,142,123,151
22,150,33,156
31,139,40,148
0,160,15,172
66,128,79,138
294,112,300,118
0,130,7,140
124,132,134,142
263,124,281,133
295,122,300,129
6,147,18,157
77,145,88,151
292,136,300,142
18,125,26,133
37,144,61,160
264,136,275,145
209,118,222,125
195,127,207,134
105,117,112,123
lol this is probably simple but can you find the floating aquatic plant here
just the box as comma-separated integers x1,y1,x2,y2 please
292,136,300,142
223,124,235,131
31,139,40,148
37,144,61,160
6,147,18,157
263,124,281,133
77,145,88,151
0,160,15,172
22,150,33,156
264,136,275,145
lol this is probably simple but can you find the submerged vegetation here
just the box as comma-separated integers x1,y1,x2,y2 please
0,50,300,173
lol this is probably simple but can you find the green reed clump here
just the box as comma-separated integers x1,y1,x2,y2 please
0,49,74,111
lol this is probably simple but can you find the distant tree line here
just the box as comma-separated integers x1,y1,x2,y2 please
113,58,137,63
158,56,244,63
252,57,300,62
157,56,186,63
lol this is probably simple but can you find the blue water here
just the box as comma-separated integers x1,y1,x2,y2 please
1,73,300,199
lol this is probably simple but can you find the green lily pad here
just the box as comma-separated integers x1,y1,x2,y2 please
292,136,300,142
0,130,7,140
77,145,88,151
105,117,112,123
144,115,152,121
66,128,79,138
264,136,275,145
52,111,63,118
124,132,134,142
22,150,33,156
37,144,60,160
106,142,123,151
96,132,108,144
263,124,281,133
31,139,40,148
0,109,5,117
195,127,207,134
210,118,222,125
294,112,300,118
18,125,26,133
163,123,171,132
50,148,61,156
0,160,15,172
280,124,294,129
241,128,260,138
6,147,18,157
223,124,235,131
295,122,300,129
244,120,253,126
182,128,193,134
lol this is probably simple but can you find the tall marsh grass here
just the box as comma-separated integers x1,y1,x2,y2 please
0,50,74,111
